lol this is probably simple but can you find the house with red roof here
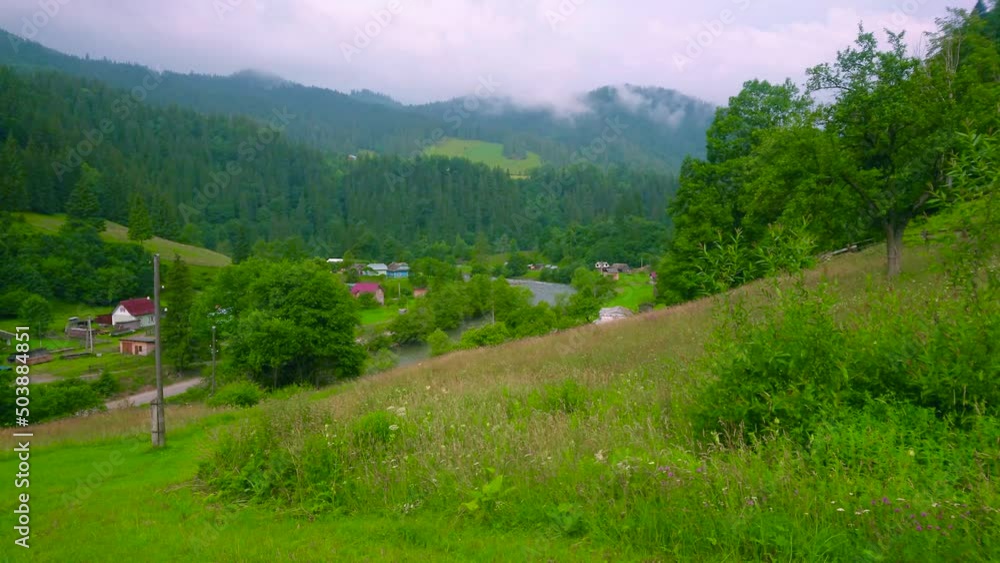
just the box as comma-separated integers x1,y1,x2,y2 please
350,283,385,305
111,297,157,330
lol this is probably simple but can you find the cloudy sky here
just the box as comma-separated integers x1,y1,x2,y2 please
0,0,957,106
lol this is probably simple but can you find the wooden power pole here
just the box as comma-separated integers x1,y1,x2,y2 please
151,254,166,447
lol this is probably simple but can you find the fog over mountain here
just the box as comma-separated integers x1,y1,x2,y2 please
0,0,949,108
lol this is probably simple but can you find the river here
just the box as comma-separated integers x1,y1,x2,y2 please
394,279,574,367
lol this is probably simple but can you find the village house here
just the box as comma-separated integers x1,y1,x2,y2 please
364,263,389,276
351,283,385,305
111,298,157,330
0,329,14,347
412,287,428,299
119,335,156,356
386,262,410,279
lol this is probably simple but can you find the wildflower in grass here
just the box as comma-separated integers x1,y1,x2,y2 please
837,508,845,512
883,497,891,505
916,525,923,531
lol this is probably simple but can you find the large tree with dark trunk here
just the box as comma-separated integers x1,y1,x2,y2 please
806,28,956,278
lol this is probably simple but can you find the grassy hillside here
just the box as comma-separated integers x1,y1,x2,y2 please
19,213,231,268
424,138,542,177
2,244,997,561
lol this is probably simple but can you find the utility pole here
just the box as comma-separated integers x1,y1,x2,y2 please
151,254,165,447
86,316,93,354
211,325,217,396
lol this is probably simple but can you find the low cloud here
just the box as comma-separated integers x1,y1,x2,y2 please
0,0,951,106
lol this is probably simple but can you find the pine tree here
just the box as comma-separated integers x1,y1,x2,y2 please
162,256,197,373
232,223,252,264
151,192,180,240
65,163,104,231
127,194,154,242
0,134,28,211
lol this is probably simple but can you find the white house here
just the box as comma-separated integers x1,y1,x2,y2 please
364,263,389,276
111,298,157,330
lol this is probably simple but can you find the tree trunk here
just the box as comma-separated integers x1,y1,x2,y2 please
885,219,906,279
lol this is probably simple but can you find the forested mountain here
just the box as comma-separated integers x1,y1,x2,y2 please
0,29,712,172
0,66,678,264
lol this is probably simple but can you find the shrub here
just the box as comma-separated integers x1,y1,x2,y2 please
364,348,399,375
698,272,1000,443
91,370,121,398
31,378,105,422
207,380,264,408
459,322,510,349
427,329,455,357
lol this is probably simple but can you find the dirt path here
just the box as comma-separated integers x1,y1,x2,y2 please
105,378,204,409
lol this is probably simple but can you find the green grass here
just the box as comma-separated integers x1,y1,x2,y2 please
424,138,542,177
19,212,232,268
359,306,400,326
604,273,655,311
3,243,998,560
0,411,622,561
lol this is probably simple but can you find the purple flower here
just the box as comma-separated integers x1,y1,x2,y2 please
882,497,891,505
916,525,923,531
921,512,928,518
696,466,705,474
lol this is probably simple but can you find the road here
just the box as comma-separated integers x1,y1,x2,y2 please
105,377,204,409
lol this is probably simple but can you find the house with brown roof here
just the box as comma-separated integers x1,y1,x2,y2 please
119,336,156,356
111,298,157,330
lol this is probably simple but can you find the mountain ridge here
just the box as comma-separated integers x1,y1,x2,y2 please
0,28,713,171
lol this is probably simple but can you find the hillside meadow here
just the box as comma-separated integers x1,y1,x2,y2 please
424,138,542,178
1,244,998,561
18,213,231,268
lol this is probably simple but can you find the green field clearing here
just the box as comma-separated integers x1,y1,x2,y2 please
604,273,656,311
19,213,232,268
424,138,542,177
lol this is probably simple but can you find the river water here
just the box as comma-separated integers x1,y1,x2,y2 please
394,279,574,367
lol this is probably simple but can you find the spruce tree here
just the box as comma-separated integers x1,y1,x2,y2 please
162,256,197,373
66,163,104,231
151,192,180,239
0,134,27,211
127,194,154,242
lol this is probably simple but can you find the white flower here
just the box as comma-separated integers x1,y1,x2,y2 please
389,424,399,431
837,508,845,512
